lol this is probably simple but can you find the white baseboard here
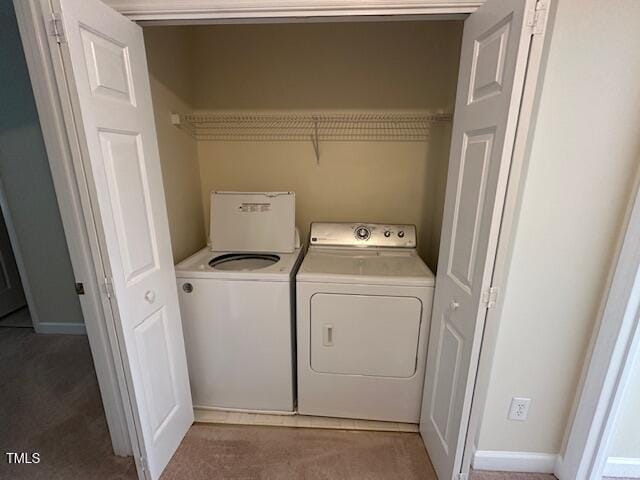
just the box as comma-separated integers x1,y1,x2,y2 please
473,450,559,474
36,322,87,335
603,457,640,478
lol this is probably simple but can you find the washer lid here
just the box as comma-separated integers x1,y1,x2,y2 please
296,248,435,287
210,192,296,253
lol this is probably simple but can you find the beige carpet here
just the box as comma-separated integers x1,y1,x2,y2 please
0,327,136,479
162,423,437,480
163,424,560,480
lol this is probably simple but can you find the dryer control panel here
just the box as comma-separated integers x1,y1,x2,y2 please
309,222,416,248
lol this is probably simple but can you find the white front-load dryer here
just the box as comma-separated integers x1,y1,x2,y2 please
296,222,435,423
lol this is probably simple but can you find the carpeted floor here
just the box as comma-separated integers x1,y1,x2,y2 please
0,327,569,480
163,424,562,480
162,423,436,479
0,327,136,479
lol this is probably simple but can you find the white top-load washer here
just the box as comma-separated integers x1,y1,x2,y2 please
176,192,303,413
297,222,435,423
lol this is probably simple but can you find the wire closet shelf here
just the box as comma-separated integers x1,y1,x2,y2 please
171,111,453,162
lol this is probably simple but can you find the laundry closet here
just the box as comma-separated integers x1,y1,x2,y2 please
142,21,463,271
136,17,493,477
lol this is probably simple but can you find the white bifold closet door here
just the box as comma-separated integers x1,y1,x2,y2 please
54,0,193,478
420,1,535,479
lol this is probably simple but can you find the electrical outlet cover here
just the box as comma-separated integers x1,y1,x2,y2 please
508,397,531,421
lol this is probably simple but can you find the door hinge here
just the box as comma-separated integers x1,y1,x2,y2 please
140,456,147,473
482,286,499,309
50,12,66,44
104,277,115,299
457,473,469,480
526,0,548,35
75,282,85,295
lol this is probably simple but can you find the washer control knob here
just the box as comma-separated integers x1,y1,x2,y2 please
384,230,391,238
398,230,405,238
355,226,371,241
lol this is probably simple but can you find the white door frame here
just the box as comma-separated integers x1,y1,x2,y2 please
102,0,485,21
556,175,640,480
13,1,550,478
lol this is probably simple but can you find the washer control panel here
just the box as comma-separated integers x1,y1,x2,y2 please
310,222,416,248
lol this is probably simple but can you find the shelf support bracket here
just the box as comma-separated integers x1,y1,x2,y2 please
311,117,320,164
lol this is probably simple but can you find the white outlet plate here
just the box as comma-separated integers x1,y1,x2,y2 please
508,397,531,421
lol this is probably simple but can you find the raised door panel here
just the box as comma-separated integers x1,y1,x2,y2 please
80,27,136,105
468,16,511,105
134,307,179,437
99,131,159,285
430,319,463,454
447,129,495,293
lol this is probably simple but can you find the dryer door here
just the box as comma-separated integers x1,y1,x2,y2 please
310,293,422,378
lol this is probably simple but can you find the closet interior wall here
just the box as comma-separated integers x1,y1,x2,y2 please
144,21,463,269
145,27,205,263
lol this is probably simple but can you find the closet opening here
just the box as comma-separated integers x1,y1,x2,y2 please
137,18,466,478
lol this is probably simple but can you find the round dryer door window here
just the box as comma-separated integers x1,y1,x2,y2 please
209,253,280,271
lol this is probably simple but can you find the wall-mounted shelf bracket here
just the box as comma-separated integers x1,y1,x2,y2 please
311,117,320,164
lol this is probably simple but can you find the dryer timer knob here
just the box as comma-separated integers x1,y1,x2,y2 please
355,226,371,240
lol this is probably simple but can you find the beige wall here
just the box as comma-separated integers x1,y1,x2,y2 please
190,22,462,266
191,22,462,111
145,27,206,262
197,124,452,265
607,349,640,459
477,0,640,455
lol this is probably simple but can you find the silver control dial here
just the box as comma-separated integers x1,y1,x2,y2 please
384,230,391,238
398,231,405,238
355,225,371,241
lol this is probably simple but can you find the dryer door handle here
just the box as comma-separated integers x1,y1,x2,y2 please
323,324,334,347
